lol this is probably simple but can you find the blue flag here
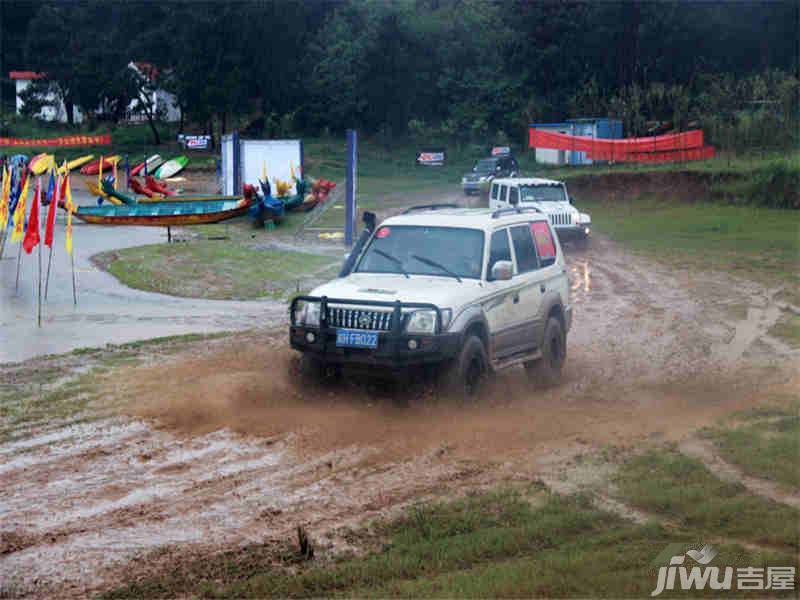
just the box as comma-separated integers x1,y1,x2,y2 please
46,169,56,206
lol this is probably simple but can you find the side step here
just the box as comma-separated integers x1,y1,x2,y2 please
492,349,542,372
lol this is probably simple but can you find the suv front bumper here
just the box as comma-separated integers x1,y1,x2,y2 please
553,225,590,239
290,296,461,369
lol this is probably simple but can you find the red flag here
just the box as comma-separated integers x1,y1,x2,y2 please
23,179,41,254
45,174,58,247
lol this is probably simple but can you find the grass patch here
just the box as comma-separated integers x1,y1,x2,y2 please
769,314,800,348
104,488,795,599
98,242,336,300
614,449,800,550
581,197,800,285
703,407,800,490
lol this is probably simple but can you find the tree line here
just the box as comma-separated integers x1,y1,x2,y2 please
1,0,797,149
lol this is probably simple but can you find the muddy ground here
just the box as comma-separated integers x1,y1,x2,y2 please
1,233,798,597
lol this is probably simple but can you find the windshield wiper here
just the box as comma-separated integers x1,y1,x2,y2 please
373,248,410,278
411,254,462,283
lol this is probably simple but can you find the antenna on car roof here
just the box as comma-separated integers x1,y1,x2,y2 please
401,203,460,214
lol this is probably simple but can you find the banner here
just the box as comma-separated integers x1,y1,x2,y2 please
178,134,212,150
529,128,712,163
416,149,446,166
0,134,112,148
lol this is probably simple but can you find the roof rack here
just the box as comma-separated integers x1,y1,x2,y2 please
491,206,543,219
401,203,460,214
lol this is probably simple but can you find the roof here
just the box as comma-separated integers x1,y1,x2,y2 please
130,62,160,82
492,177,564,186
9,71,45,80
382,207,548,229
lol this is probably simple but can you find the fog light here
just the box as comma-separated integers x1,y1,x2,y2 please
584,227,591,235
407,339,418,350
306,332,316,343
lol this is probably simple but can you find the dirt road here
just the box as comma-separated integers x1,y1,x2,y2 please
1,236,797,598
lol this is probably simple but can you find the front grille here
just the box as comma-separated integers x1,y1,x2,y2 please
327,307,393,331
548,213,572,226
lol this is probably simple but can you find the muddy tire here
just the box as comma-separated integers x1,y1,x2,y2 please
297,354,327,386
525,317,565,387
440,335,489,400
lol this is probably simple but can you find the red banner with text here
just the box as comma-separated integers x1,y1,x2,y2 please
528,128,713,163
0,134,112,147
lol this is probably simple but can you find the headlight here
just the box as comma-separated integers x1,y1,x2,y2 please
461,177,467,183
294,300,321,326
405,309,451,334
478,176,487,182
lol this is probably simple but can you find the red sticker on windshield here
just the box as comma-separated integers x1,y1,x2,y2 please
376,227,391,238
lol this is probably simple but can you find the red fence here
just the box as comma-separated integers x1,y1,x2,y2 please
528,128,714,163
0,134,112,147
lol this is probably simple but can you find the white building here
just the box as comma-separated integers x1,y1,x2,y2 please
126,62,181,123
10,71,85,123
10,62,180,124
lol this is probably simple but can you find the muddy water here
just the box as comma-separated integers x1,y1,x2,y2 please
1,236,798,598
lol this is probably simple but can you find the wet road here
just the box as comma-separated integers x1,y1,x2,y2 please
0,192,283,364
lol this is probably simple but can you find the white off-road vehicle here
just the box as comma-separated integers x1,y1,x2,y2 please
290,205,572,396
489,177,591,243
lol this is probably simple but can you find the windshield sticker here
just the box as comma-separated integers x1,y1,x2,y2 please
376,227,391,238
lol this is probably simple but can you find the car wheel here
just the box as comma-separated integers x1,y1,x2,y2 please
440,335,489,400
525,317,565,387
297,353,329,386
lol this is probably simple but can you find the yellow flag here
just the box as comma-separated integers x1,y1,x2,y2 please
0,166,9,231
11,174,30,242
98,155,103,191
64,171,74,255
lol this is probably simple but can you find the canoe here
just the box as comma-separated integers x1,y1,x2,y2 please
86,180,125,205
137,193,245,204
74,198,252,226
155,155,189,179
30,154,55,175
80,155,121,175
129,177,162,198
58,154,94,174
145,175,175,196
130,154,163,176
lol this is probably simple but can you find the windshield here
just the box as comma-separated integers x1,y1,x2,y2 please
355,226,485,279
519,185,567,202
473,159,498,173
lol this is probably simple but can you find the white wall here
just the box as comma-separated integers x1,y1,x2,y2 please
15,79,84,124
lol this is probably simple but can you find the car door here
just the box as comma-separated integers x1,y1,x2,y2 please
482,228,518,356
502,224,544,356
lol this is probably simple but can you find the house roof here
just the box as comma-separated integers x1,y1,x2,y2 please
131,62,159,82
9,71,45,80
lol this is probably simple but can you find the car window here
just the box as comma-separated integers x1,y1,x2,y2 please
530,221,556,261
509,186,519,205
510,225,539,273
500,185,507,202
488,229,511,277
491,183,498,200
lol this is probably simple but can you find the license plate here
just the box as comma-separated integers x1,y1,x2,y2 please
336,329,379,349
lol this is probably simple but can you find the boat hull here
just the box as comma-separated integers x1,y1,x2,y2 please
74,199,251,226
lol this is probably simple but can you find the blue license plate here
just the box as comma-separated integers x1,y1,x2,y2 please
336,329,379,349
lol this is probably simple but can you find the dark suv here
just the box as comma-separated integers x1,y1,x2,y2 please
461,156,519,195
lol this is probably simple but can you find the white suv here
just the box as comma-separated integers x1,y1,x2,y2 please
290,206,572,396
489,177,591,242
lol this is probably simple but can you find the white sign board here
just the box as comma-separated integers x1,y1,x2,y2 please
221,137,303,196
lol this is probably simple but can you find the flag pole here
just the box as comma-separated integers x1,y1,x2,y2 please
0,227,7,261
44,238,54,300
71,248,77,306
15,237,22,293
38,229,42,327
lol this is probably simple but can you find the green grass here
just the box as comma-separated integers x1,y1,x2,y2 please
582,197,800,284
99,242,336,300
614,449,800,550
703,407,800,490
769,314,800,348
104,488,796,599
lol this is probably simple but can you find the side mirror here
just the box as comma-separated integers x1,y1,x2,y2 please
568,196,575,205
490,260,513,281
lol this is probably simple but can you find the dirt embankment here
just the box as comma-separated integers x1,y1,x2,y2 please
1,237,798,598
567,170,740,202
